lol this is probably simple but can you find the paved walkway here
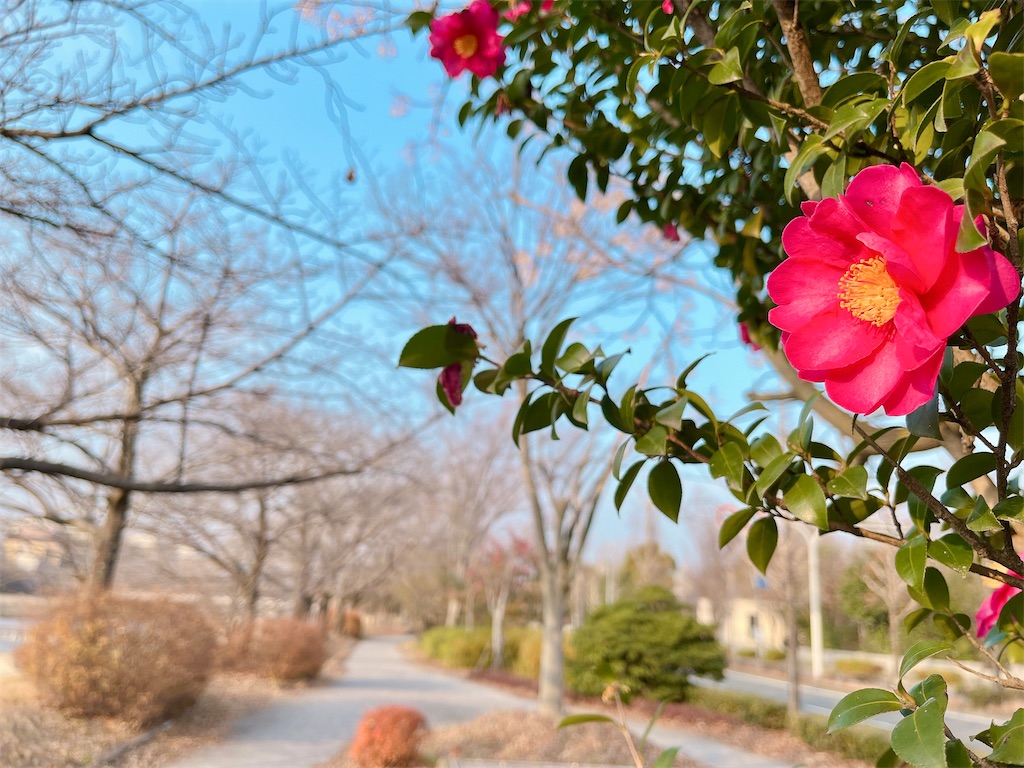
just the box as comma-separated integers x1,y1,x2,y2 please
167,636,789,768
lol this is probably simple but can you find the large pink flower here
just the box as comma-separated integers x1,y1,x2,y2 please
429,1,505,79
767,163,1021,416
975,579,1021,638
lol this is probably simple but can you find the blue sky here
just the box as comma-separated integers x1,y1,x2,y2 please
189,1,808,564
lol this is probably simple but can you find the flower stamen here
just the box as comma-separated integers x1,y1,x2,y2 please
453,34,478,58
837,256,901,327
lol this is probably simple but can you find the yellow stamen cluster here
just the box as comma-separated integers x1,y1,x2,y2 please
837,255,901,326
453,34,478,58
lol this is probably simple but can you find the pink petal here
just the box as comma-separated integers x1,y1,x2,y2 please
781,213,861,268
841,162,920,241
920,246,1012,339
879,347,943,416
893,293,943,369
766,258,845,331
782,304,889,371
439,364,463,407
972,243,1022,315
888,185,956,293
822,340,903,415
975,582,1021,638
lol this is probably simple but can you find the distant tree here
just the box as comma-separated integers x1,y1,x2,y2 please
617,539,677,599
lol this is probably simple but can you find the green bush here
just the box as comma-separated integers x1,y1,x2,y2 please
16,594,215,726
686,688,787,730
509,628,542,678
787,713,891,762
685,689,889,762
832,658,885,681
764,648,786,661
419,627,492,668
567,586,725,701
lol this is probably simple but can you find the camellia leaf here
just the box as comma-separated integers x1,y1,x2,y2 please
891,698,947,768
648,460,682,523
615,461,644,511
719,507,756,549
636,424,669,456
784,474,828,530
540,318,576,377
710,442,746,489
896,536,927,591
558,713,615,728
946,452,997,489
746,516,778,574
989,51,1024,101
988,704,1024,763
827,688,904,733
708,46,743,85
754,453,795,498
652,748,679,768
899,640,952,680
826,466,869,500
929,534,973,575
398,325,478,369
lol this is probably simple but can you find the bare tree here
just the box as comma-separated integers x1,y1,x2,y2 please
860,545,916,675
472,533,536,670
0,1,405,588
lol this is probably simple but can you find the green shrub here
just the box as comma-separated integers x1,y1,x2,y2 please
736,648,757,658
765,648,786,661
686,688,787,730
419,627,492,668
509,628,543,678
16,593,215,726
787,713,891,762
567,586,725,701
832,658,885,681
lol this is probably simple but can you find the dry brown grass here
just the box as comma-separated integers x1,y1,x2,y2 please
319,710,698,768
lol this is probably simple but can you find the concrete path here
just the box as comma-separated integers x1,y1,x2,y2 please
167,635,789,768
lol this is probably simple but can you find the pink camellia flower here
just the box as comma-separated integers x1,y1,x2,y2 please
662,0,675,13
439,317,478,408
429,1,505,79
767,163,1021,416
740,322,761,351
504,0,531,20
662,223,681,242
975,578,1021,638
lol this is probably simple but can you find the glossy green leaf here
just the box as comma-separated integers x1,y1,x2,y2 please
655,396,689,430
899,640,952,680
541,318,576,377
784,475,828,530
399,325,478,369
719,507,756,549
615,461,644,511
827,466,869,500
896,536,927,591
636,424,669,456
710,442,746,487
891,698,947,768
567,154,589,200
708,47,743,85
989,52,1024,101
558,713,615,727
827,688,903,733
649,461,682,522
906,394,941,439
750,434,783,468
929,534,973,575
747,516,778,574
909,568,950,612
994,496,1024,522
902,59,952,105
967,498,1002,532
784,135,829,204
987,703,1024,763
946,452,997,489
754,453,795,498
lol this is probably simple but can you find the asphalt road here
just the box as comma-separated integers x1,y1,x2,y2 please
692,668,996,750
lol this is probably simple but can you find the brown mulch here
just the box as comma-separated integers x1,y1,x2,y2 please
463,669,871,768
318,710,700,768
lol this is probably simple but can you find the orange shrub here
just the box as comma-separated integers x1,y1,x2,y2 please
350,705,427,767
219,618,326,680
15,593,215,726
342,609,363,639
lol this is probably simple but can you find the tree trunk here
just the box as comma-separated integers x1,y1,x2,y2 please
491,582,509,670
89,378,143,590
538,559,566,715
445,593,461,627
293,593,314,620
887,606,901,676
464,578,476,632
783,541,800,716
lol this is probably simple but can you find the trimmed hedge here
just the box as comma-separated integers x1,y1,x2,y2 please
568,587,725,701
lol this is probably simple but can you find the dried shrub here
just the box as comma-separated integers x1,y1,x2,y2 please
350,705,427,767
219,618,326,681
342,609,363,639
15,593,215,726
